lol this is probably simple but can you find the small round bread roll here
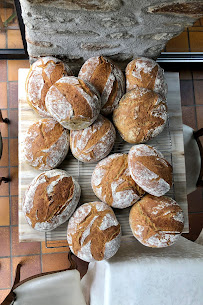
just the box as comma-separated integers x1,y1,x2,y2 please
113,87,167,144
91,153,145,209
67,201,121,262
126,57,167,97
25,56,71,117
70,114,116,163
129,194,184,248
24,118,69,170
45,76,101,130
128,144,173,197
78,56,125,115
23,169,81,231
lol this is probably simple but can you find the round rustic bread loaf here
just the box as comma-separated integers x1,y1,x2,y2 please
67,201,121,262
128,144,173,197
24,118,69,170
45,76,101,130
91,153,145,209
129,194,184,248
126,57,167,97
25,56,71,117
23,169,81,232
78,56,125,115
113,87,167,144
70,114,116,163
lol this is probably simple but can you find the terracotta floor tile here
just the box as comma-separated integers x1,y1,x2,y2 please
189,32,203,52
42,252,70,273
0,82,8,109
11,226,40,256
0,197,10,226
10,167,18,196
0,138,9,167
193,70,203,80
0,61,7,82
0,111,9,138
8,60,30,82
194,80,203,105
0,168,9,196
41,240,69,254
193,20,201,26
165,32,189,52
180,80,194,106
9,109,18,138
0,289,10,303
11,196,18,226
179,70,192,80
182,213,203,242
196,106,203,129
12,255,41,282
8,82,18,108
9,139,18,166
0,227,10,257
188,26,203,31
200,18,203,26
0,258,11,288
7,30,23,49
182,106,197,130
0,32,6,49
188,188,203,213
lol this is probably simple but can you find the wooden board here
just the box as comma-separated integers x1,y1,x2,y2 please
18,69,189,242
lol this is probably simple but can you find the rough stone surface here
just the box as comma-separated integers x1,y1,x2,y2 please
20,0,202,69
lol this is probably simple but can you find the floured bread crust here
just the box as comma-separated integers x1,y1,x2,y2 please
25,56,71,117
70,114,116,163
129,194,184,248
67,201,121,262
113,87,167,144
128,144,173,196
126,57,167,98
24,118,69,170
23,169,81,231
45,76,101,130
91,153,145,209
78,56,125,115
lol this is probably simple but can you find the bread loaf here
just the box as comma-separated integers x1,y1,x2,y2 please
70,114,116,163
126,57,167,97
113,87,167,144
24,118,69,170
25,56,71,117
128,144,173,196
91,153,145,209
45,76,101,130
67,201,121,262
78,56,125,115
129,194,184,247
23,169,80,231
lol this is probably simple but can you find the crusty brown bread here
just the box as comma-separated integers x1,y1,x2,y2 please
91,153,145,209
25,56,71,117
78,56,125,115
128,144,173,197
126,57,167,97
129,194,184,248
70,114,116,163
23,169,81,232
24,118,69,170
45,76,101,130
67,201,121,262
113,87,167,144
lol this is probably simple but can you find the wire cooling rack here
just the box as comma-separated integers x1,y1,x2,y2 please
45,118,174,248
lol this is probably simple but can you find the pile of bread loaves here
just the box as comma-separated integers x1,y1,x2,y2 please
23,56,184,262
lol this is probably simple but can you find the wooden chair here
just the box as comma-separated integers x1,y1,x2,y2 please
0,110,10,183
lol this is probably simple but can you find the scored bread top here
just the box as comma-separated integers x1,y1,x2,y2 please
23,169,81,231
126,57,167,98
113,87,167,144
45,76,101,130
24,118,69,170
78,56,125,115
67,201,121,262
129,194,184,248
128,144,172,197
70,114,116,163
91,153,145,208
25,56,70,117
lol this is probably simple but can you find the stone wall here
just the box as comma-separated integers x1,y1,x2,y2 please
19,0,203,70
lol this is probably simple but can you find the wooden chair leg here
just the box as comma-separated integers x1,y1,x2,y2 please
0,110,10,124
